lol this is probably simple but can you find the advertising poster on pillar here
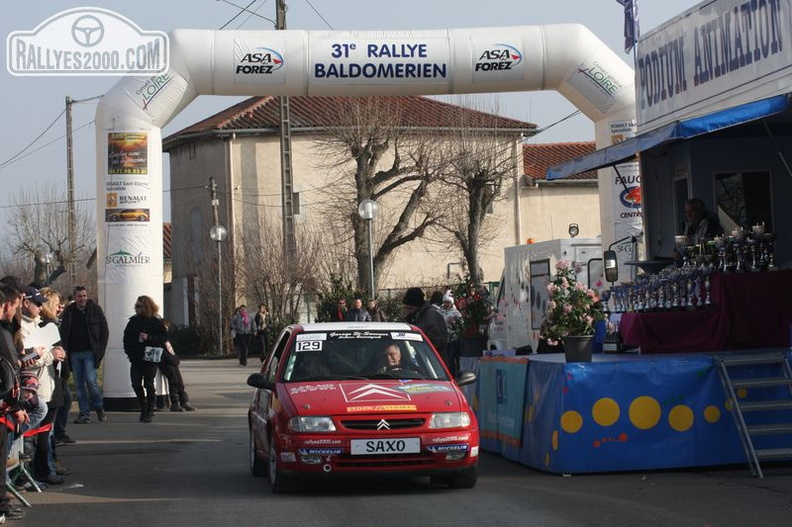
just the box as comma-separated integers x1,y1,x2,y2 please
105,179,152,224
107,132,148,175
104,228,154,284
610,120,642,259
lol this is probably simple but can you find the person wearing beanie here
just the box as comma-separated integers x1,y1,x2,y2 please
401,287,449,366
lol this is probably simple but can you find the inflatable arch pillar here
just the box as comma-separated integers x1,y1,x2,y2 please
96,25,636,406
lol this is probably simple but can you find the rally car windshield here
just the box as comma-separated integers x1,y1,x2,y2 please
282,330,450,382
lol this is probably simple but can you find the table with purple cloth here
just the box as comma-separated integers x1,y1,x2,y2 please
620,270,792,352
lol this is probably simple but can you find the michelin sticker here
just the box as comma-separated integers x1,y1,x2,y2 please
296,333,327,341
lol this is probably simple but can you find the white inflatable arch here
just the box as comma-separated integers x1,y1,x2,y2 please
96,25,634,405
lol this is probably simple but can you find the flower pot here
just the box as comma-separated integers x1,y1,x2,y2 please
562,335,593,363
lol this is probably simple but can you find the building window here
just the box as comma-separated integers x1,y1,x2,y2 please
714,171,772,232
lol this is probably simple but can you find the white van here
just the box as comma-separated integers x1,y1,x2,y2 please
487,238,603,353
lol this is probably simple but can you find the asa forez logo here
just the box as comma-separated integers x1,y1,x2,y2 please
7,7,168,76
106,249,150,266
236,47,284,75
474,43,522,72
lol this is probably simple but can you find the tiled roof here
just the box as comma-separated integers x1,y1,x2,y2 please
164,95,537,145
523,142,598,181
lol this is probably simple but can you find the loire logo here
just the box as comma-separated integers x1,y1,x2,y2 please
341,383,411,402
577,62,623,98
7,7,168,76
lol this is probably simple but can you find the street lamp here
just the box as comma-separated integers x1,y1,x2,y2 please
210,224,227,355
44,252,53,286
357,199,379,299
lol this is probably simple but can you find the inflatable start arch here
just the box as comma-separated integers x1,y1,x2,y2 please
96,24,637,403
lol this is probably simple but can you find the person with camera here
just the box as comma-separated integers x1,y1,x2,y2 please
123,296,167,423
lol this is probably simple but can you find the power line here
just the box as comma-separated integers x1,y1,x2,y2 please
0,94,103,171
235,0,269,29
0,120,94,171
0,109,65,168
304,0,334,29
531,110,583,137
218,0,258,29
216,0,276,27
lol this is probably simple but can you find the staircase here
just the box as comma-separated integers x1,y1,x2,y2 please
714,352,792,478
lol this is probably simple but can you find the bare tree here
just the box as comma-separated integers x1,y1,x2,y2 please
312,97,444,295
433,103,521,284
235,216,321,327
8,185,95,288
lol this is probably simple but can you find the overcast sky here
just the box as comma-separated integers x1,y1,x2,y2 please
0,0,700,220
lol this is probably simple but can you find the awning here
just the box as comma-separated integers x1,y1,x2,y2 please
547,93,791,180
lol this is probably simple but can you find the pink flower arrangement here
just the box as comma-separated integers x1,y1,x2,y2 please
540,260,604,345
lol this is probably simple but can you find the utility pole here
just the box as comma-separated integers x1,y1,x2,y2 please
65,96,76,284
276,1,297,264
208,177,227,355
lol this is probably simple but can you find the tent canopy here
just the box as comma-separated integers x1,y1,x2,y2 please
547,94,791,180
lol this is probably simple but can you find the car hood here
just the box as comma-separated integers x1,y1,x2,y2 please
281,380,465,415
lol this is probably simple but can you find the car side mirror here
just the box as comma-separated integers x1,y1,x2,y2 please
455,371,477,387
247,373,275,391
604,250,619,283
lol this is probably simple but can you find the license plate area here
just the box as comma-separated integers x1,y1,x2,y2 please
350,438,420,455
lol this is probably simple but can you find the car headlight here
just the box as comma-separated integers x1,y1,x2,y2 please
429,412,471,429
288,416,336,432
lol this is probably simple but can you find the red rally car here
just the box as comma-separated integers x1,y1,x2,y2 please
247,322,480,493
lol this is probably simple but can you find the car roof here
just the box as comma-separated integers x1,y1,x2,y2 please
293,322,417,332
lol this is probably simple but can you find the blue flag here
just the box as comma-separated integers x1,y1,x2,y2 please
616,0,640,53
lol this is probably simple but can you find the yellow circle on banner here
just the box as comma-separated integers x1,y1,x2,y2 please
544,452,550,467
704,405,721,423
526,404,534,423
668,405,694,432
628,396,661,430
592,397,620,427
736,388,748,399
560,411,583,433
552,430,559,450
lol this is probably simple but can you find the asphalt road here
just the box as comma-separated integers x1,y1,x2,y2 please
14,360,792,527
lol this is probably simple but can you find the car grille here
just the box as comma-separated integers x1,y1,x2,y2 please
340,418,425,430
334,453,435,469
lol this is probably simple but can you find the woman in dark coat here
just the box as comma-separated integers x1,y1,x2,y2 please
123,295,167,423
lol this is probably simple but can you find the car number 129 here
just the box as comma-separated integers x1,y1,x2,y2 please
350,438,420,455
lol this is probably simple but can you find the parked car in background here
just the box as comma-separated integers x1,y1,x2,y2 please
247,322,480,493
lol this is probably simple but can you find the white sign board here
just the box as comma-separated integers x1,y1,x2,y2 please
636,0,792,131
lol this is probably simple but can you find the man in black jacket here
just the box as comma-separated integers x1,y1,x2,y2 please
402,287,449,366
59,286,109,424
0,282,28,521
